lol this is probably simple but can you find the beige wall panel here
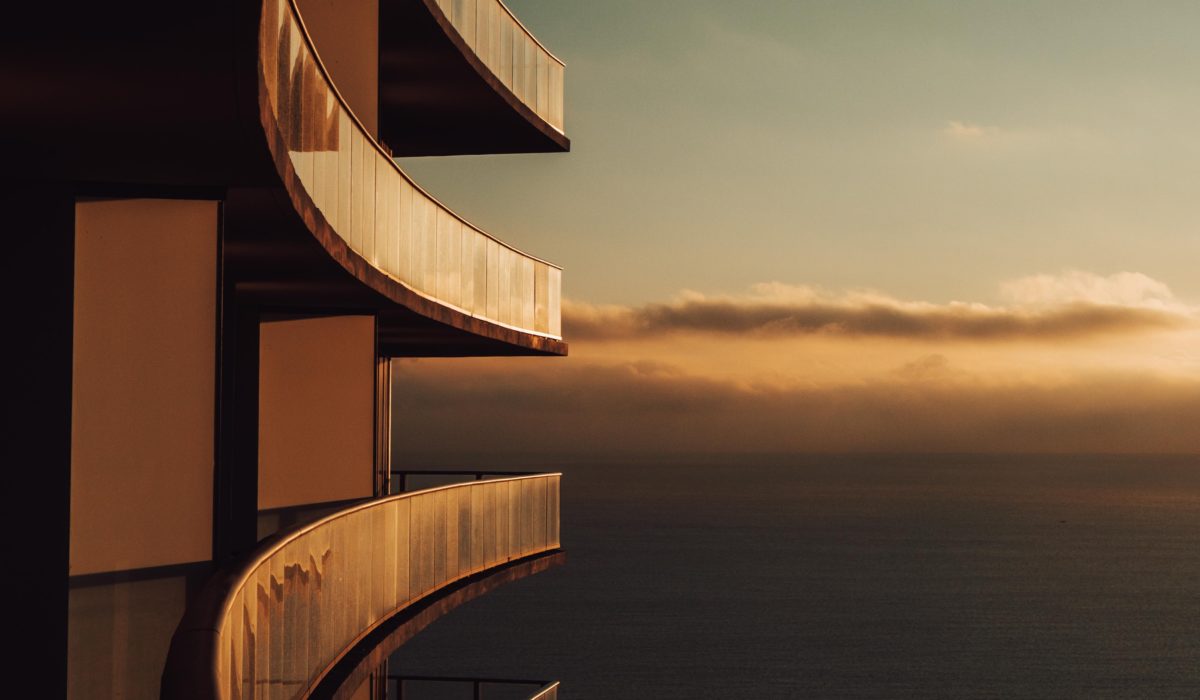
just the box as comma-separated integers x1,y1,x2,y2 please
258,315,375,510
296,0,380,138
71,198,217,575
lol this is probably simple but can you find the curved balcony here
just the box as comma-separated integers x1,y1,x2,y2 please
163,474,561,699
431,0,565,132
379,0,568,155
260,0,564,353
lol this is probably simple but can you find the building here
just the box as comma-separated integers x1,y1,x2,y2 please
4,0,568,697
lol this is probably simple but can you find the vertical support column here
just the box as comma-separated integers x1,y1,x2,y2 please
375,347,392,497
2,187,74,699
213,222,260,562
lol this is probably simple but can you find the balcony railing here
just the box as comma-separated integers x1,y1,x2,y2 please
389,675,560,700
164,474,561,700
432,0,565,133
262,0,562,340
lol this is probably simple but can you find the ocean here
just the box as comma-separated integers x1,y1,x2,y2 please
388,455,1200,698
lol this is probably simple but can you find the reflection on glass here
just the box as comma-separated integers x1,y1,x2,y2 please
169,473,561,699
68,566,209,700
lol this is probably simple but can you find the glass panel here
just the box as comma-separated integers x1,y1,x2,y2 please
457,487,473,578
454,0,475,46
550,61,564,130
511,30,524,101
355,511,371,636
548,266,561,337
394,497,411,605
486,239,500,322
537,476,549,549
337,111,353,238
223,594,237,700
459,228,475,314
397,178,413,285
522,256,536,330
434,490,449,587
255,565,271,700
279,542,300,691
328,518,346,657
379,505,394,620
313,102,335,227
497,246,512,325
409,494,425,596
496,479,510,560
434,211,450,305
303,49,322,190
473,231,488,313
361,143,377,265
308,526,329,685
516,479,528,556
269,556,285,700
262,0,280,112
476,0,490,70
490,3,503,73
366,508,381,626
535,261,549,333
471,484,486,572
373,159,388,274
349,128,364,253
420,195,437,296
500,15,513,89
524,35,537,114
390,177,404,283
536,48,549,120
409,194,425,292
549,474,561,547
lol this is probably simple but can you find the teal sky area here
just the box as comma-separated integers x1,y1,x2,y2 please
400,1,1200,307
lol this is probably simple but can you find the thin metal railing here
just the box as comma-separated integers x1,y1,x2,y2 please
390,469,547,494
389,675,559,700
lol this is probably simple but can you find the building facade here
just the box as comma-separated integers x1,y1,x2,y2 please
3,0,567,697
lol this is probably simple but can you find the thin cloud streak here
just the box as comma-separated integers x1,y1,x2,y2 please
944,120,991,139
565,293,1191,342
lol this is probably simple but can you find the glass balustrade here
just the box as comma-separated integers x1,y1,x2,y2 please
262,0,562,340
435,0,565,132
169,474,560,699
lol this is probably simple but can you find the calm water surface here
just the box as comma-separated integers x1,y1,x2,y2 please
390,455,1200,698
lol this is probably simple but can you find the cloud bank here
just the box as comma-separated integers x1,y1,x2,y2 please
566,273,1193,341
392,272,1200,458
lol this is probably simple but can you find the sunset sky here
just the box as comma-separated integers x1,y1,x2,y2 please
395,0,1200,457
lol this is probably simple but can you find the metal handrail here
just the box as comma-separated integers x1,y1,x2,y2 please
390,469,547,493
388,675,559,700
